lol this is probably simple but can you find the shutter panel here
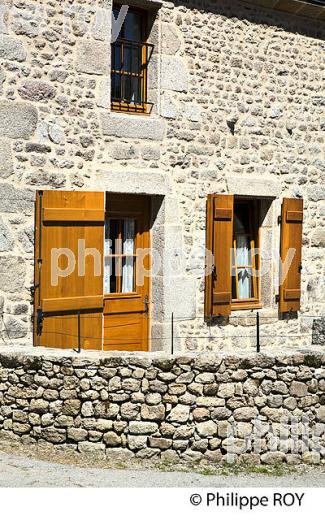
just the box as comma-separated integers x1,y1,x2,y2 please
34,191,105,350
205,194,234,319
279,198,303,313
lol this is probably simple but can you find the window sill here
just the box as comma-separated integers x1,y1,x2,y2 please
231,301,262,311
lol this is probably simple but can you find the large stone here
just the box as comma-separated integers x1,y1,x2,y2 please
227,177,281,197
101,113,166,141
0,184,34,214
0,256,25,293
129,421,159,434
308,185,325,202
3,316,27,339
103,431,121,447
18,80,56,102
0,216,13,251
0,138,13,178
161,23,181,55
311,230,325,248
261,452,286,464
0,101,37,139
196,420,218,438
94,169,167,196
167,404,190,423
76,41,110,75
141,404,165,421
161,56,188,92
67,428,88,442
290,381,308,397
312,318,325,346
233,407,258,421
0,35,26,61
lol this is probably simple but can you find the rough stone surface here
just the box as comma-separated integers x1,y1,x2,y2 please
0,101,37,139
18,81,56,102
75,41,110,75
161,56,188,92
0,348,324,465
101,114,166,141
0,35,26,61
0,138,13,178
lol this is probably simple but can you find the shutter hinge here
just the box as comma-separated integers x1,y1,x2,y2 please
277,215,282,225
144,295,149,315
36,308,44,338
275,294,280,304
298,263,302,273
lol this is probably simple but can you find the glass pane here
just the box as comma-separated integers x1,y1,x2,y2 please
235,235,251,266
122,219,135,293
234,203,250,234
111,73,121,101
112,43,122,71
123,44,142,74
124,76,141,104
124,11,142,42
238,268,252,299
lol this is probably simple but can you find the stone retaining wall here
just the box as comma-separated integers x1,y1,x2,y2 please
1,347,324,464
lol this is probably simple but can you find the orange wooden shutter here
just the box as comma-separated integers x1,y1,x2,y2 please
205,194,234,319
34,191,105,350
279,198,303,313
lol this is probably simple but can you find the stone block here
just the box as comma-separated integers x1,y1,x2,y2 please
227,177,281,198
290,381,308,397
161,56,188,92
311,230,325,248
95,76,110,109
167,404,190,423
101,113,166,140
95,169,167,195
76,41,110,75
0,101,37,139
0,138,13,178
0,256,25,293
141,404,165,421
0,34,26,61
0,216,13,251
18,80,56,102
161,23,181,55
308,185,325,202
196,420,218,438
129,421,159,434
92,7,111,41
312,318,325,346
160,92,179,120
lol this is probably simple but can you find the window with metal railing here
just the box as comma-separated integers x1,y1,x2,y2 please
111,5,153,114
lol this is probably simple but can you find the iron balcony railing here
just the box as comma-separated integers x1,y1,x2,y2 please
111,38,154,114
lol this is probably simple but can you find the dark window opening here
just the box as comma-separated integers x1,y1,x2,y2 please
111,4,154,114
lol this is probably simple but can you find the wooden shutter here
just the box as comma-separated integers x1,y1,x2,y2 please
205,194,234,319
34,191,105,350
279,198,303,313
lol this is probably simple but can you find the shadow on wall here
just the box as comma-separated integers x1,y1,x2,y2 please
173,0,325,40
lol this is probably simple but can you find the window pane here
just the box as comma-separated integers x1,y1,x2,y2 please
111,73,121,101
234,204,250,234
122,219,135,293
112,43,122,71
124,11,142,41
238,268,253,299
124,76,141,104
235,235,251,266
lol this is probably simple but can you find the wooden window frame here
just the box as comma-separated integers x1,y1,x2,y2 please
231,198,262,311
111,3,152,115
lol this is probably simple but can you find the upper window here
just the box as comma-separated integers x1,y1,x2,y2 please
111,4,153,114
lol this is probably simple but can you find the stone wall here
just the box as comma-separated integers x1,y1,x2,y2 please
0,347,324,464
0,0,324,352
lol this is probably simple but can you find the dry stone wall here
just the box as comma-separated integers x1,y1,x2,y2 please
0,347,324,465
0,0,324,351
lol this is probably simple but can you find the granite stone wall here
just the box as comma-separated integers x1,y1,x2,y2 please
0,0,324,352
0,347,324,464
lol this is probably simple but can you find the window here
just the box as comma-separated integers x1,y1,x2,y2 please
231,199,260,309
204,194,303,320
111,4,153,114
104,217,136,294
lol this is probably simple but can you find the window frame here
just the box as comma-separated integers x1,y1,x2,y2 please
231,197,261,311
111,3,152,115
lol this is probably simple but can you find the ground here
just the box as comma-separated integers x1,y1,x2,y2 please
0,443,324,487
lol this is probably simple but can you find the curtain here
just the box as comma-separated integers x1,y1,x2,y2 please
122,219,135,293
104,224,112,294
236,235,251,299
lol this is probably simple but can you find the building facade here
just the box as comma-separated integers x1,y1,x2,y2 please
0,0,324,354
